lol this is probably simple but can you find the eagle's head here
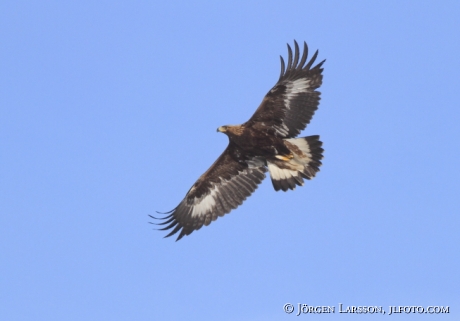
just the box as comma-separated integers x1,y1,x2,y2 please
217,125,244,136
217,125,228,133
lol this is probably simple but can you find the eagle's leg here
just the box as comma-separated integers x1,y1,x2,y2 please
274,153,294,161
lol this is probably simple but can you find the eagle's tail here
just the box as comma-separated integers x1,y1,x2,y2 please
267,135,323,192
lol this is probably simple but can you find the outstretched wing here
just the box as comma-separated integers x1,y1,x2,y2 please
247,41,325,138
153,144,267,241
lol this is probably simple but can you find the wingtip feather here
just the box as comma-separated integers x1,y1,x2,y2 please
299,41,308,68
286,43,293,71
279,55,285,79
306,50,319,70
293,40,300,69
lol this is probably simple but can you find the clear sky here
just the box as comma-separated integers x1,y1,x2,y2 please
1,1,459,320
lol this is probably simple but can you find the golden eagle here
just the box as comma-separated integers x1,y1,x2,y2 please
154,41,325,240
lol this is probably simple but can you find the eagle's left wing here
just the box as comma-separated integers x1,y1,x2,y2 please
247,41,325,138
153,144,267,241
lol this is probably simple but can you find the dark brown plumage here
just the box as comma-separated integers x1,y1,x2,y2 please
153,41,325,240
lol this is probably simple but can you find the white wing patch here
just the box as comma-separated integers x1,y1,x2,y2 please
190,166,262,218
284,78,311,110
190,184,220,218
273,79,312,137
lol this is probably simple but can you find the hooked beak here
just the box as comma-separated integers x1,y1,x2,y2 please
217,126,226,133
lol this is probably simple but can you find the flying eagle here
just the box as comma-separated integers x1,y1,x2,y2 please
154,41,325,240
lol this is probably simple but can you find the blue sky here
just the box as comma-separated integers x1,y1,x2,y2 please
1,1,459,320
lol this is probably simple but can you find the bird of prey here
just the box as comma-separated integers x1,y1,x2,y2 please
153,41,325,240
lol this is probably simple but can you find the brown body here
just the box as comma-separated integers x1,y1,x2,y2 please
218,124,291,159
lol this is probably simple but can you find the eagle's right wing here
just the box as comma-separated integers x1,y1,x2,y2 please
247,41,325,138
152,144,267,241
